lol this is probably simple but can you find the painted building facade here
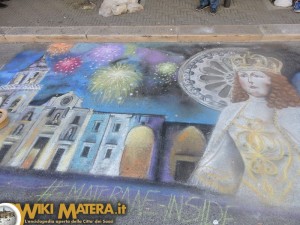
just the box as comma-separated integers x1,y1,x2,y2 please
0,57,165,180
69,112,164,178
0,57,49,167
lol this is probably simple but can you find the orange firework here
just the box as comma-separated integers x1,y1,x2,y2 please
47,43,73,56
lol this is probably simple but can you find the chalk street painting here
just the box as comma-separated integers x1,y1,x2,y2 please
0,43,300,224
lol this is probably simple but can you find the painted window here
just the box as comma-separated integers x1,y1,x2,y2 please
72,116,80,125
47,108,56,117
93,121,101,132
105,149,112,159
81,146,90,158
8,98,21,112
12,124,24,136
52,113,61,125
0,144,12,163
112,123,121,132
48,148,65,171
26,72,40,84
64,127,76,140
22,111,33,121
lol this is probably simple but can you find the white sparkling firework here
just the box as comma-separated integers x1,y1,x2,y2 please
89,64,142,103
156,62,178,76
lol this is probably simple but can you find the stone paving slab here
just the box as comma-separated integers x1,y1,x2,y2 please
260,24,300,35
4,27,88,42
177,25,263,42
86,26,178,42
1,25,300,43
259,24,300,41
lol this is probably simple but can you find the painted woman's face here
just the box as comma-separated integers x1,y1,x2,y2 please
238,70,271,97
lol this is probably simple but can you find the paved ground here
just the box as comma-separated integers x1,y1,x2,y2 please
0,0,299,42
0,0,298,26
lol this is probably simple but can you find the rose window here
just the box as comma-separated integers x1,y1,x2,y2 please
178,48,248,110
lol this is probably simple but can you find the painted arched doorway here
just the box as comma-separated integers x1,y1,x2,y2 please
120,126,155,179
170,126,206,182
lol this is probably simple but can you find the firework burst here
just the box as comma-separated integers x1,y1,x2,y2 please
156,62,178,76
47,43,73,56
154,62,178,85
54,57,82,74
88,44,124,63
89,64,142,103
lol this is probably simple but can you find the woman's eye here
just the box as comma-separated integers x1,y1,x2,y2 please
239,73,247,77
254,74,263,78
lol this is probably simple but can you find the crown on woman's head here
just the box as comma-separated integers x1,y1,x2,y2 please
231,52,283,74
